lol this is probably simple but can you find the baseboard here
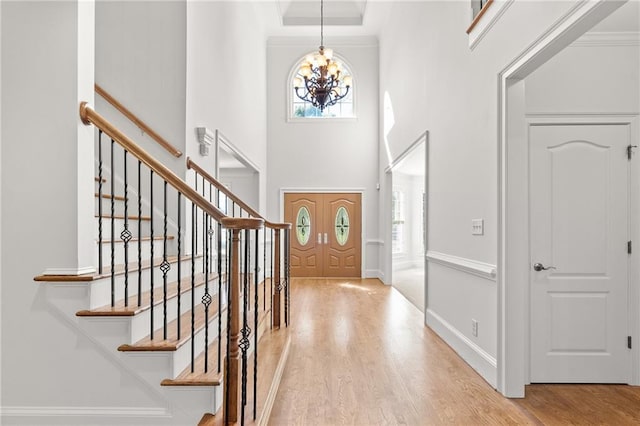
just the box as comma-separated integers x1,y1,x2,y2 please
426,309,497,388
257,335,292,426
364,269,382,279
0,405,171,418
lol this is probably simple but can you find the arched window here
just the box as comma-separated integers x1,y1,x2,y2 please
289,51,355,119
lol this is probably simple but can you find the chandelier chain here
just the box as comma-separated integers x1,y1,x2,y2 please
320,0,324,47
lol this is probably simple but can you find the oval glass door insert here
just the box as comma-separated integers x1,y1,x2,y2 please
335,206,350,246
296,206,311,245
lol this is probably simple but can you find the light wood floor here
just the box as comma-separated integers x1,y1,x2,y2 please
268,278,640,425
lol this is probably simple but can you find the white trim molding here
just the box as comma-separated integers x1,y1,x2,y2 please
572,31,640,47
0,406,172,418
468,0,515,50
41,266,96,276
426,309,497,388
426,251,496,281
366,239,384,246
196,127,214,157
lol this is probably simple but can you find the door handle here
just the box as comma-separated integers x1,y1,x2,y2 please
318,233,322,244
533,262,556,271
324,233,328,244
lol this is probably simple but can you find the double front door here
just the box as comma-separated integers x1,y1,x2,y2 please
284,193,361,277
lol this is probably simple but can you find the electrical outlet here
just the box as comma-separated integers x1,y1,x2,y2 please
472,219,484,235
471,319,478,337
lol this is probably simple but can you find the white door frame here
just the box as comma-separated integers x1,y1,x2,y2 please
280,188,367,278
384,131,429,316
497,0,635,397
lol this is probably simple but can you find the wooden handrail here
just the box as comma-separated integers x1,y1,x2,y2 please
95,84,183,158
187,157,290,230
81,102,265,231
466,0,494,34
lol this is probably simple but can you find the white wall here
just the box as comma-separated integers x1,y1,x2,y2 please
266,37,379,276
377,0,622,388
186,1,268,216
95,0,187,173
525,39,639,114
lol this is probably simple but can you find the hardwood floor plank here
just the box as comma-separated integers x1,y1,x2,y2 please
268,278,640,425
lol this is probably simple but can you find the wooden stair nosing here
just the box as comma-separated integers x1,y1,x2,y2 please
117,295,222,352
34,254,204,282
76,272,221,317
161,290,272,387
95,177,107,183
95,193,126,201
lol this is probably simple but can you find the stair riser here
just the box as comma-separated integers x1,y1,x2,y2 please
172,314,221,378
98,238,176,268
95,217,151,239
88,257,206,309
129,284,211,344
95,197,128,216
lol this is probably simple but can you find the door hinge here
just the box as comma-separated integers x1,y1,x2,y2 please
627,145,638,160
628,336,632,349
628,241,632,254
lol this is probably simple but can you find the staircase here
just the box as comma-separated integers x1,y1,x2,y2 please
32,99,291,425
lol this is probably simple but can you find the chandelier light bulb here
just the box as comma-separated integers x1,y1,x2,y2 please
327,63,338,76
343,75,352,87
323,48,334,60
300,64,312,78
293,77,303,88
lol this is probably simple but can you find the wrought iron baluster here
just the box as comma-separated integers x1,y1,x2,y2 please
203,213,212,373
121,150,131,307
110,138,115,307
97,130,103,275
240,229,251,425
191,202,196,373
161,181,170,340
263,228,266,311
149,170,154,339
285,228,290,326
270,228,274,328
217,221,223,374
253,228,259,420
177,192,182,340
224,228,232,425
202,176,206,277
137,161,142,307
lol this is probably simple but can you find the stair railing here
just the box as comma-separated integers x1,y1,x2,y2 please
187,157,291,329
80,102,264,425
95,84,183,158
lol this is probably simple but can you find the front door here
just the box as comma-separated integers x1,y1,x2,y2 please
284,193,361,277
529,123,631,383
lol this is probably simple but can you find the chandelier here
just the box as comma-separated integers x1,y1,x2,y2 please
293,0,352,111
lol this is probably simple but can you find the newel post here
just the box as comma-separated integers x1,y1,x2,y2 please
221,217,263,425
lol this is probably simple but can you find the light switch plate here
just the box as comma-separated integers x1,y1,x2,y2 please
472,219,484,235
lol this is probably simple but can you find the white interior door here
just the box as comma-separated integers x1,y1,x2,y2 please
530,123,631,383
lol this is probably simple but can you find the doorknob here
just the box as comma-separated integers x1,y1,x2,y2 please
324,233,328,244
318,233,322,244
533,262,556,271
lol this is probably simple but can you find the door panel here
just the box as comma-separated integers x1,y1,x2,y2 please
530,124,630,383
284,193,322,277
324,193,361,277
284,192,361,277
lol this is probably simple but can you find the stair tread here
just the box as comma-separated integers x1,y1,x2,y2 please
76,272,221,317
118,294,222,352
34,254,203,282
96,214,151,221
95,193,126,201
162,281,271,386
